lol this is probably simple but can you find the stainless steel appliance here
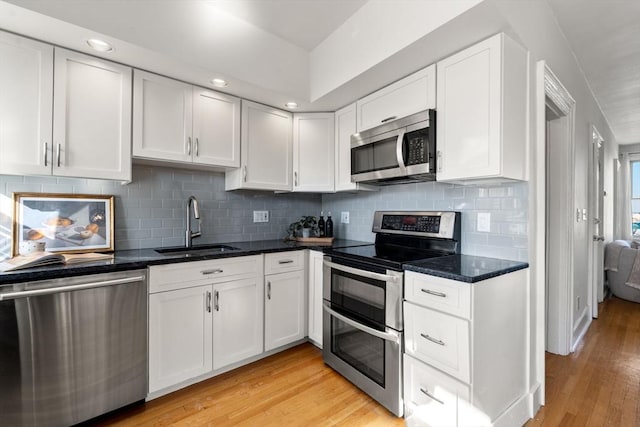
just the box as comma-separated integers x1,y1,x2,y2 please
351,110,436,185
0,270,148,427
323,211,461,416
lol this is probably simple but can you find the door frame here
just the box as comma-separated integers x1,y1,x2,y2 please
588,125,604,318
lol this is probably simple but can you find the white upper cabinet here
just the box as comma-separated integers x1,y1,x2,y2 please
292,113,334,192
436,33,528,182
133,70,240,169
334,103,376,193
225,100,292,191
356,65,436,133
0,32,53,177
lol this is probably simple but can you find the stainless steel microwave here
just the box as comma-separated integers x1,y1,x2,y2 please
350,109,436,185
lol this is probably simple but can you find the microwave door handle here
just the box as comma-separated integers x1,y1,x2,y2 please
396,131,406,169
323,301,401,344
323,260,399,283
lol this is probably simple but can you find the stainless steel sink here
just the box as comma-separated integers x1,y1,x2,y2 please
155,244,240,254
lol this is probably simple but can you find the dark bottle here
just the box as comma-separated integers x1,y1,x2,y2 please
318,211,325,237
325,212,334,238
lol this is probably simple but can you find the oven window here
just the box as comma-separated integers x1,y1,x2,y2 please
330,270,385,327
351,135,400,174
331,316,385,387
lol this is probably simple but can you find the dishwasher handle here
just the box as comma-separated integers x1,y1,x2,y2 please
0,276,145,301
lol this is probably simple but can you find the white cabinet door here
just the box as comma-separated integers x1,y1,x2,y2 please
334,103,376,192
213,277,264,370
226,100,292,191
149,285,213,393
307,250,324,347
436,33,527,182
356,65,435,132
0,31,53,176
192,88,240,168
265,270,306,351
53,48,132,181
132,70,192,163
292,113,334,192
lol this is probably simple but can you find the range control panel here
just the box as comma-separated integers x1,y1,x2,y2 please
372,211,458,239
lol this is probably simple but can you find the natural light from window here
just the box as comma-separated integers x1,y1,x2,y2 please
632,161,640,236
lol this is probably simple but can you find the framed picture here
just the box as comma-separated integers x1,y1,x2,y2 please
12,193,114,256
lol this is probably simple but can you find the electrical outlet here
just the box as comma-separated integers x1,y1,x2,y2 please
253,210,269,223
477,212,491,232
341,211,349,224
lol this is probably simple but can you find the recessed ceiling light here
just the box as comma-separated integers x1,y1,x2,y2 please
211,78,229,88
285,102,298,109
86,38,114,52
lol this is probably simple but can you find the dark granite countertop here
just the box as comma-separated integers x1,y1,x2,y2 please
404,254,529,283
0,239,372,286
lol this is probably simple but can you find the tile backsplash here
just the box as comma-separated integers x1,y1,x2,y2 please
0,165,321,261
322,181,529,262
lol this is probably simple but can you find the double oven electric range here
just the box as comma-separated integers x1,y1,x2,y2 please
322,211,461,417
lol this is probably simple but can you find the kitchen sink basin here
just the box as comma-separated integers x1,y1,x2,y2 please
155,244,241,254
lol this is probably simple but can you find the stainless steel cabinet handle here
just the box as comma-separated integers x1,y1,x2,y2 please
243,166,247,182
421,333,445,346
267,281,271,300
206,291,212,313
43,142,48,167
187,137,192,156
437,150,442,173
381,116,397,123
214,290,219,311
0,276,145,301
294,171,298,186
201,269,223,275
323,260,399,283
195,138,199,157
56,143,61,167
278,260,294,264
421,288,447,298
323,302,401,344
420,388,444,405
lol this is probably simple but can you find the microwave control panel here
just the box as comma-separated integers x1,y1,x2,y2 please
405,129,428,166
380,214,441,234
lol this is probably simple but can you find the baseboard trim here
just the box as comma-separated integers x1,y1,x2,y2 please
493,392,533,427
571,307,592,352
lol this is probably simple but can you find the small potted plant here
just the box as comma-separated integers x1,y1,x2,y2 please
287,216,318,239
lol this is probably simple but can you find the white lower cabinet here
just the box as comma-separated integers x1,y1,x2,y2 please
148,285,213,393
403,269,529,426
307,250,324,347
264,251,306,351
213,277,264,369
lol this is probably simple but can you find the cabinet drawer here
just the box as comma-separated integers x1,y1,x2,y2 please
264,251,304,274
405,302,470,383
404,354,469,427
149,255,263,293
405,271,471,319
356,65,435,132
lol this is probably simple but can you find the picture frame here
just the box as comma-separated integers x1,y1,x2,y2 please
12,193,115,256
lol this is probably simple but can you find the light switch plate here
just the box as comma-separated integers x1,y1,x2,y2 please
253,210,269,223
341,211,349,224
477,212,491,232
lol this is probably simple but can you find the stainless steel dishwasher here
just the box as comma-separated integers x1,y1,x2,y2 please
0,270,147,427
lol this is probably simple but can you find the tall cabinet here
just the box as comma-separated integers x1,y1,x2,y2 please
226,100,292,191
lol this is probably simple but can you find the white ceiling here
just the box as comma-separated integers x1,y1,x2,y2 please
547,0,640,144
3,0,639,144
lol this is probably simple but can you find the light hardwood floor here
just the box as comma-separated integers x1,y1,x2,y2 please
93,296,640,426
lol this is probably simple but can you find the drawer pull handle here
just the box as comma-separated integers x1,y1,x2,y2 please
381,116,397,123
421,333,445,346
421,288,447,298
201,269,223,275
420,388,444,405
278,260,294,264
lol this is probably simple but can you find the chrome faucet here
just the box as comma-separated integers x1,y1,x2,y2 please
185,195,202,248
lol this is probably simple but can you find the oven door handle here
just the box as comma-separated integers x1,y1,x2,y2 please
323,301,401,345
323,260,399,283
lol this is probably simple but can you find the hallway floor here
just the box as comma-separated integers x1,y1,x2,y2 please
528,296,640,426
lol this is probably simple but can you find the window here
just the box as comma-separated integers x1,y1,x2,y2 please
632,161,640,236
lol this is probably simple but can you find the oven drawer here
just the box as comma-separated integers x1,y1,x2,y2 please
403,353,469,426
404,302,470,383
265,251,305,275
405,271,471,319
